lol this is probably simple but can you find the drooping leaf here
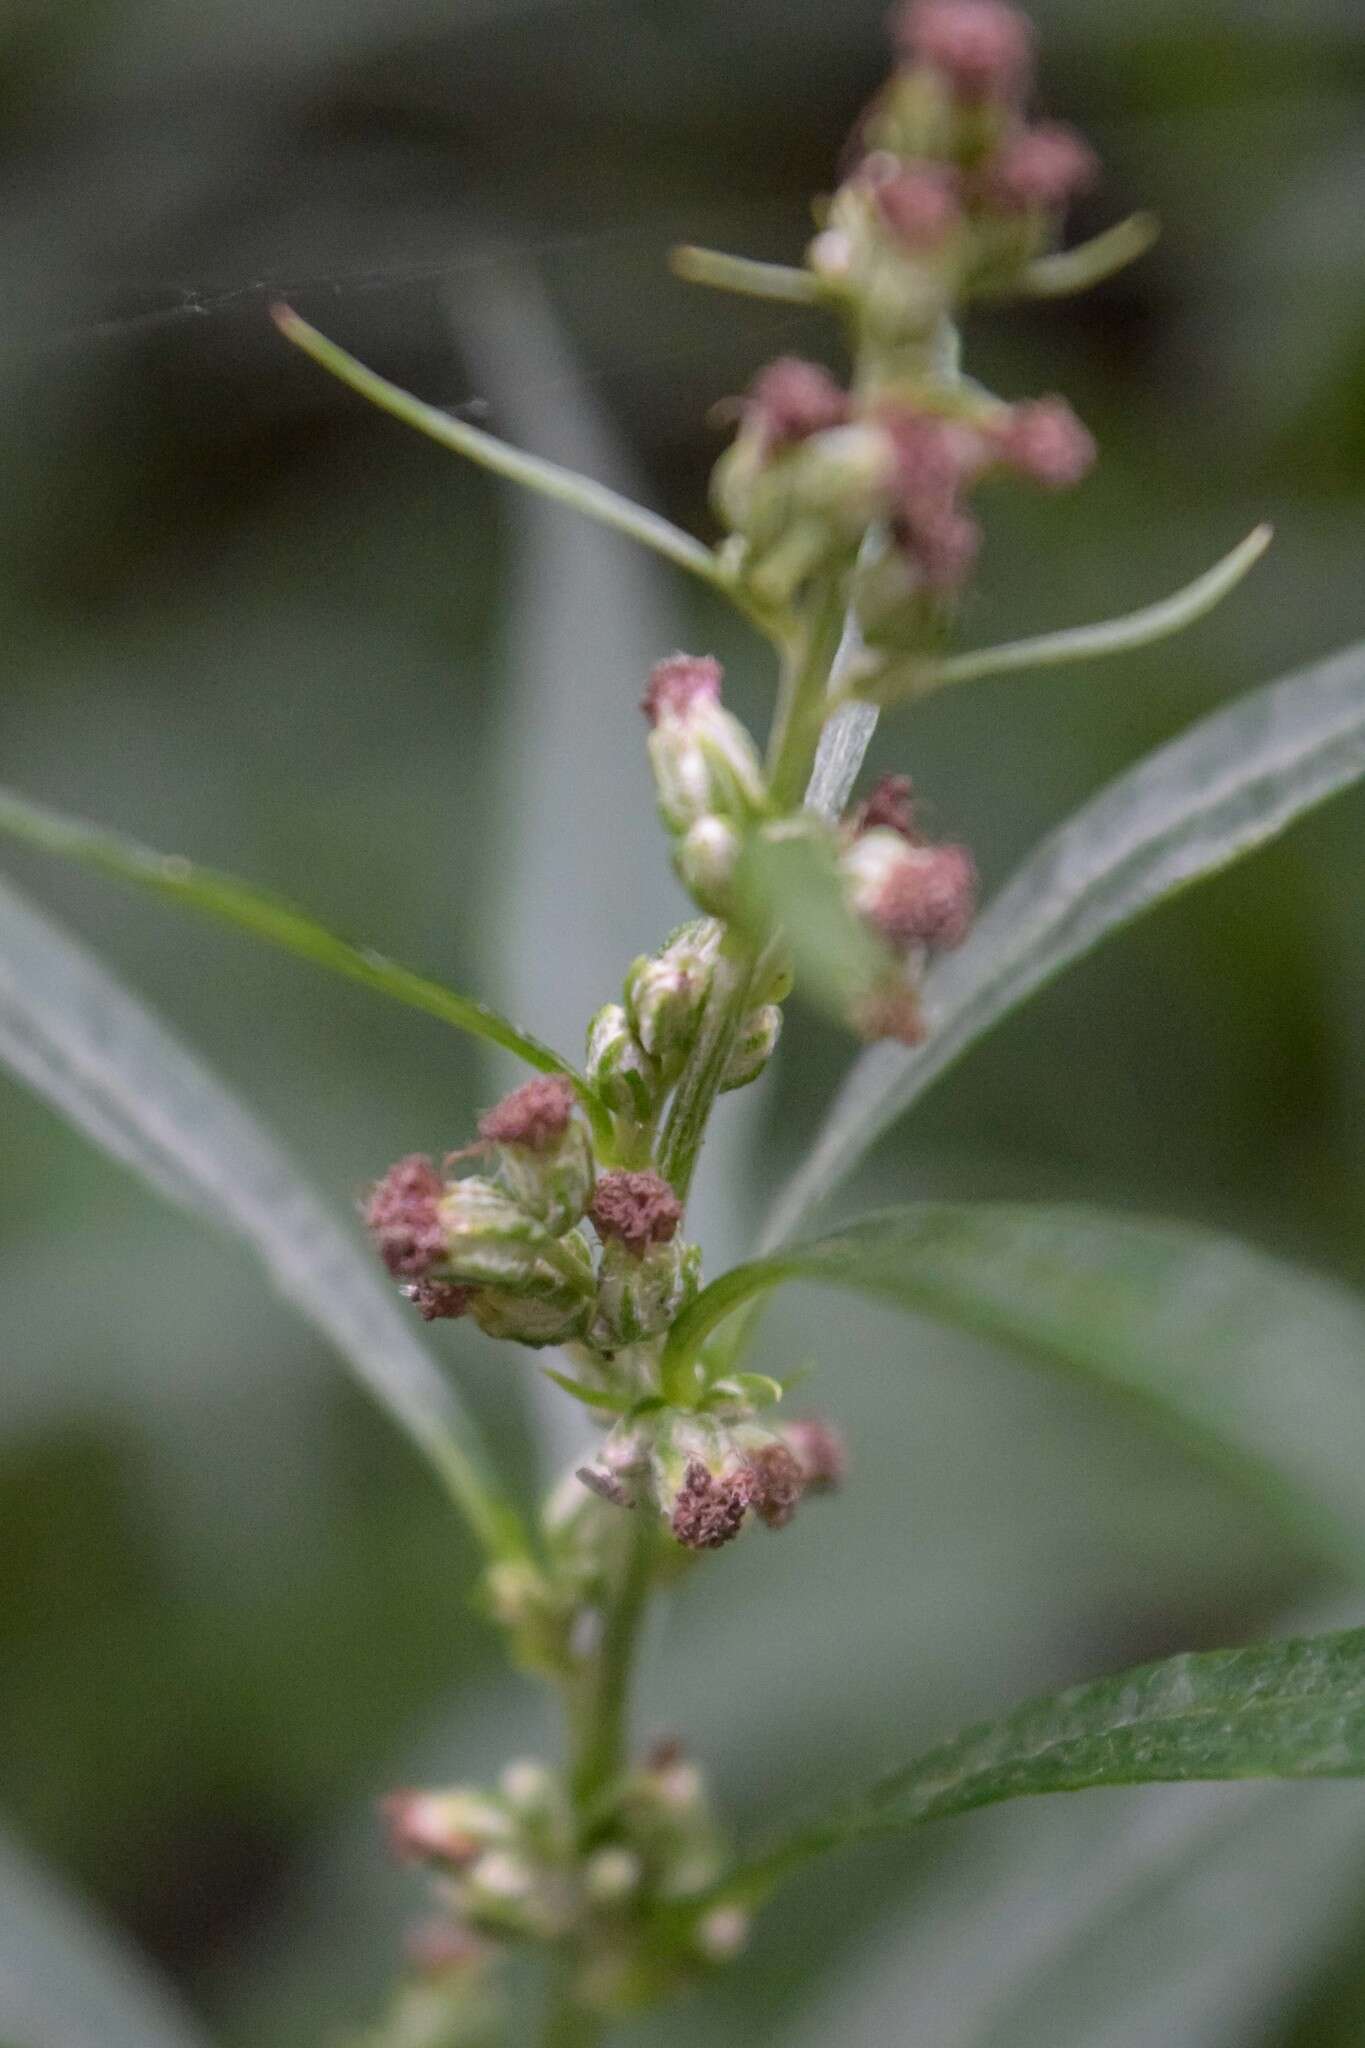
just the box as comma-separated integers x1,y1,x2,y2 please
663,1202,1365,1578
0,782,585,1091
704,1624,1365,1910
0,874,527,1561
765,640,1365,1247
0,1825,213,2048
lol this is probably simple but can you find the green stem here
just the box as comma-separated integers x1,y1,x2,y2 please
656,932,756,1205
567,1510,657,1809
765,584,853,811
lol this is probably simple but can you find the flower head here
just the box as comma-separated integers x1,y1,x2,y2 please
642,654,723,727
744,358,850,451
782,1416,849,1493
847,772,918,841
896,0,1035,105
670,1457,757,1551
747,1441,807,1530
995,396,1097,489
365,1154,446,1279
987,122,1099,212
590,1170,683,1255
868,161,963,250
409,1279,475,1321
477,1074,577,1151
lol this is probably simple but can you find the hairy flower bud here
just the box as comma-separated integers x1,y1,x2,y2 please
586,1003,660,1121
720,1003,782,1093
781,1416,849,1493
995,395,1097,489
896,0,1035,105
365,1154,446,1279
986,122,1099,212
744,357,851,451
846,772,918,842
652,1417,758,1552
744,1438,807,1529
844,828,977,952
675,814,742,916
883,408,989,593
382,1788,511,1868
467,1234,596,1349
643,654,766,833
590,1170,683,1254
478,1075,593,1235
624,923,720,1078
868,160,963,249
407,1278,476,1321
438,1176,570,1290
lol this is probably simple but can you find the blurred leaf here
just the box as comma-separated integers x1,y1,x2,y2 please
664,1202,1365,1578
0,874,527,1562
733,823,899,1029
712,1625,1365,1908
765,640,1365,1247
0,1825,211,2048
0,783,582,1088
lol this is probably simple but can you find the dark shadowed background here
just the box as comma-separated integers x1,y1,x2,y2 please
2,0,1364,2041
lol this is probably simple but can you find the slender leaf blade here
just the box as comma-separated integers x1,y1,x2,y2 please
665,1202,1365,1577
0,783,578,1083
0,874,527,1560
713,1625,1365,1906
766,641,1365,1246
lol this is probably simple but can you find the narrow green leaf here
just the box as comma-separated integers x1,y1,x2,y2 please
1002,212,1161,299
708,1625,1365,1907
893,525,1271,700
670,244,823,305
0,1825,212,2048
272,305,731,599
665,1203,1365,1578
0,874,529,1562
0,781,585,1091
766,640,1365,1245
541,1367,629,1414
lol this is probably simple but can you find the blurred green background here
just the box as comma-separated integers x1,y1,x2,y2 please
2,0,1364,2042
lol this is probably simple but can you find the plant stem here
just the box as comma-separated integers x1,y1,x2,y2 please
567,1509,657,1809
765,584,853,811
656,933,757,1206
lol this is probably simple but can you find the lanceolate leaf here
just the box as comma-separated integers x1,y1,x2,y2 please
0,783,587,1095
707,1626,1365,1910
663,1203,1365,1579
0,874,528,1562
733,824,899,1029
0,1826,213,2048
765,640,1365,1247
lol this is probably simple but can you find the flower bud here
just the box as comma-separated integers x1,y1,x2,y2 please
467,1229,597,1349
365,1154,446,1279
586,1003,660,1121
674,815,742,915
986,122,1098,213
624,923,719,1078
381,1788,511,1868
994,396,1096,490
846,772,918,842
590,1170,682,1254
720,1004,782,1093
643,654,766,833
868,160,963,250
477,1075,594,1235
694,1905,751,1962
743,357,851,452
438,1177,576,1292
652,1418,758,1552
843,828,977,953
584,1846,643,1904
781,1416,849,1493
895,0,1034,106
743,1437,807,1529
406,1278,475,1321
